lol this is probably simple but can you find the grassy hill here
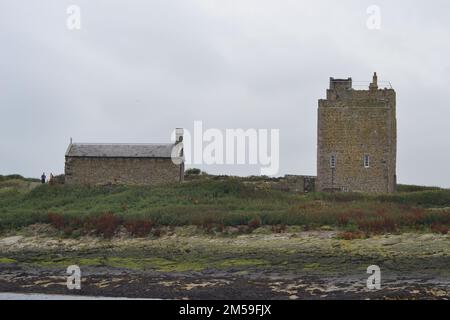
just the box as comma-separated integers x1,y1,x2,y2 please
0,174,40,193
0,174,449,237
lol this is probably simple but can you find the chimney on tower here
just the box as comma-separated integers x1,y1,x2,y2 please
369,72,378,91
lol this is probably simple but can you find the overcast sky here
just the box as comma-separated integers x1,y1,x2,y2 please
1,0,449,187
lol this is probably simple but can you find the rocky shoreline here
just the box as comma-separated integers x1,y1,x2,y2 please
1,225,449,299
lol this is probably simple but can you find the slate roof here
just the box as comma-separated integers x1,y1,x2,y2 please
65,143,176,158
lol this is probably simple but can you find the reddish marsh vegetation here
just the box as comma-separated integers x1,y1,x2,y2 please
0,179,448,238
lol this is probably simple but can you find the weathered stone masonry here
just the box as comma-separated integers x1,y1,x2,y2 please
317,73,397,193
65,157,183,186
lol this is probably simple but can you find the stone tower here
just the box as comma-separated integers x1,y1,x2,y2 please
317,73,397,193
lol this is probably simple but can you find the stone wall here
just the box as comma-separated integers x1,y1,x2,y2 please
317,79,396,193
65,157,183,186
271,175,316,193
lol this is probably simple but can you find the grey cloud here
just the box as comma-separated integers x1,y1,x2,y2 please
0,0,449,187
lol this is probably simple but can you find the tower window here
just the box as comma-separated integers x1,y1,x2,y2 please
330,155,336,168
364,154,370,168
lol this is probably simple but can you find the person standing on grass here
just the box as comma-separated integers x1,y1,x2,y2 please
41,172,46,184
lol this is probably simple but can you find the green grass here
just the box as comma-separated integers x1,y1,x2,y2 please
0,179,40,194
0,174,40,183
396,184,442,192
0,257,17,264
0,175,449,235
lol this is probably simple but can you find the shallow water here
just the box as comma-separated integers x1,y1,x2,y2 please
0,292,156,300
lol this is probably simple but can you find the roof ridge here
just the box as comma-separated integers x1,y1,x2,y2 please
66,143,176,158
71,142,173,145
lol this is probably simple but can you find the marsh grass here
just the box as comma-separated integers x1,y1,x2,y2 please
0,176,449,236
